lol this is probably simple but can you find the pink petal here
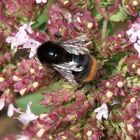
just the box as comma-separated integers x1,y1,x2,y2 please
7,104,14,117
16,135,30,140
96,112,102,120
5,36,14,43
0,98,5,110
36,0,42,3
129,34,137,43
135,113,140,119
42,0,47,3
17,102,38,125
134,43,140,56
18,113,38,125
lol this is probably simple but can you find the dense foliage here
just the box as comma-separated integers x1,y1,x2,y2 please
0,0,140,139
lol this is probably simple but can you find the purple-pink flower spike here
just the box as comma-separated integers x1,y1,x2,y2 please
1,0,140,139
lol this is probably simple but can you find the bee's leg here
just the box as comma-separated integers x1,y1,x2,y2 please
44,71,58,86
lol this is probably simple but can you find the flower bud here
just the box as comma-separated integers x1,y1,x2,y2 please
132,0,138,6
37,128,45,138
32,82,39,88
132,64,136,69
13,75,21,81
20,88,27,96
127,124,134,133
117,81,124,88
106,91,113,98
130,97,136,103
30,68,35,74
136,68,140,76
77,17,82,23
0,77,5,82
87,22,93,29
86,130,92,137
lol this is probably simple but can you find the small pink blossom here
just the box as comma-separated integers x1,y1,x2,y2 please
6,23,41,58
135,113,140,119
17,102,38,125
126,23,140,43
22,38,41,58
19,22,33,34
7,103,15,117
16,135,30,140
0,98,5,110
94,103,108,120
7,103,20,117
134,43,140,57
126,22,140,57
35,0,47,4
6,27,29,49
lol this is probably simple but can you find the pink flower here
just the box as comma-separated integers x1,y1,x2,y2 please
7,104,16,117
35,0,47,3
134,43,140,57
7,103,20,117
126,23,140,43
17,102,38,125
0,98,5,110
94,103,108,120
8,102,39,125
126,22,140,57
135,113,140,119
6,23,41,58
6,27,29,49
23,38,41,58
16,135,30,140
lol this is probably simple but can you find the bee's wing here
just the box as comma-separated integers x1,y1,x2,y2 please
53,64,77,84
60,35,90,55
52,62,83,84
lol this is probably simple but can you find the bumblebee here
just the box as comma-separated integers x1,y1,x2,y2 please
37,35,97,84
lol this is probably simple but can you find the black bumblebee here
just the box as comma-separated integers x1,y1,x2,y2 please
37,35,97,84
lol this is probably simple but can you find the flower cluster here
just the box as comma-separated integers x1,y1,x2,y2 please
101,32,131,57
0,0,43,38
124,54,140,76
126,18,140,57
6,23,48,58
123,0,140,16
0,58,52,111
95,74,130,104
0,52,13,65
47,0,98,40
38,88,93,138
93,0,121,19
121,93,140,138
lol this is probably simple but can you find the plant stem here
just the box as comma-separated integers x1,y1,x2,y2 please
101,19,108,41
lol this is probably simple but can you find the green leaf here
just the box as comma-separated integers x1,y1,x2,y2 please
125,136,132,140
103,52,126,74
106,21,114,36
89,7,103,22
87,0,103,22
109,7,127,22
100,1,113,8
95,13,103,21
15,80,65,114
32,0,55,31
15,93,48,115
32,8,48,32
42,80,65,93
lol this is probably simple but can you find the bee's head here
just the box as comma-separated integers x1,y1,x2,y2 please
37,41,65,64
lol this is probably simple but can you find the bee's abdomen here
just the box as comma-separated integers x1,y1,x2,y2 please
72,54,97,83
82,56,97,83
